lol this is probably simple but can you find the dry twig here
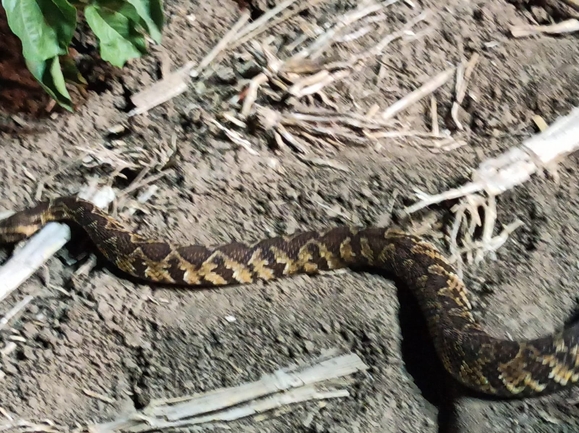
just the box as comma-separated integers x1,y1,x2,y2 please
510,18,579,37
88,352,368,433
381,68,456,121
401,107,579,266
0,187,115,304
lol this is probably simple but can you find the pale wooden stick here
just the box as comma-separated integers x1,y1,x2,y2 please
190,10,252,77
0,295,34,330
400,107,579,216
128,11,251,116
234,0,300,42
430,95,439,136
89,352,368,433
510,18,579,37
381,68,456,121
0,187,115,303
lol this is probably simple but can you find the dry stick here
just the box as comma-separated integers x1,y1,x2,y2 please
277,124,309,153
533,115,549,132
430,95,439,136
241,73,269,118
0,187,115,304
0,419,61,433
132,0,324,116
89,352,367,433
381,67,456,121
240,8,432,151
400,107,579,216
128,64,194,117
450,61,465,130
355,10,430,61
294,1,388,61
82,389,115,405
191,10,252,77
510,18,579,37
0,295,34,331
233,0,300,44
259,14,430,133
290,70,352,97
230,0,332,53
365,130,448,139
449,195,524,276
128,11,251,116
285,112,393,129
457,53,479,104
296,154,350,172
207,117,259,155
451,53,480,130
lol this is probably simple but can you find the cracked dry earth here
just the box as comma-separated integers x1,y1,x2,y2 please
1,0,579,432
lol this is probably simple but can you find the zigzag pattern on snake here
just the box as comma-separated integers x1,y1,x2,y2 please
1,196,579,397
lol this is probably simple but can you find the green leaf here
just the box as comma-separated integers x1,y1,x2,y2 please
125,0,163,43
92,0,163,43
2,0,164,111
25,56,73,111
38,0,77,51
90,0,141,23
2,0,67,61
85,4,147,67
3,0,76,110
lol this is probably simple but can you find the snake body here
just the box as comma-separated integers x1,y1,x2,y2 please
1,196,579,397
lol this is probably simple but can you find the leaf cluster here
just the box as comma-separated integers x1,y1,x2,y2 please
2,0,163,110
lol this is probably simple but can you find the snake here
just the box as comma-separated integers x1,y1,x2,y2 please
1,195,579,398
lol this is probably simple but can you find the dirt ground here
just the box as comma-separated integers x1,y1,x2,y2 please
1,0,579,432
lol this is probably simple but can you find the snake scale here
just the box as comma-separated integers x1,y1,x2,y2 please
1,196,579,398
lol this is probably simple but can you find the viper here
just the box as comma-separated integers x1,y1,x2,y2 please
1,195,578,397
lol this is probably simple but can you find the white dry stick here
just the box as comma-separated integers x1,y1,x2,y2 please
381,68,456,121
447,194,523,276
450,61,465,130
0,295,34,330
191,10,252,78
296,154,350,172
236,0,297,40
510,19,579,38
241,72,269,118
233,0,330,50
0,187,115,303
128,62,195,117
0,419,61,433
97,388,348,433
451,53,479,130
288,70,330,95
233,0,300,43
366,130,449,139
290,70,352,98
357,10,430,61
88,352,368,433
207,117,259,155
457,53,479,105
128,11,251,116
401,107,579,216
295,1,388,61
277,125,309,153
430,95,439,136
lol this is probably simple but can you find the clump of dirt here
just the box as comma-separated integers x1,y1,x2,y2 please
1,0,579,432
